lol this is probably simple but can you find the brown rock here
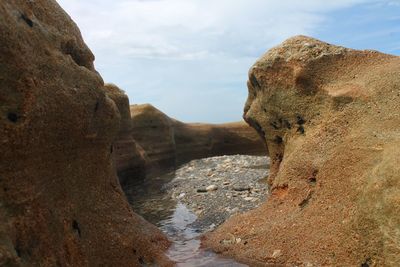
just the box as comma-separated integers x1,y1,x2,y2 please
104,84,147,185
204,36,400,266
174,120,266,165
0,1,170,266
130,104,266,175
130,104,176,173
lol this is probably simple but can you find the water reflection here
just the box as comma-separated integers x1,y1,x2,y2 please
123,172,247,266
123,171,177,224
160,203,247,267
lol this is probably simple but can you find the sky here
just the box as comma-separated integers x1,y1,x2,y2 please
57,0,400,123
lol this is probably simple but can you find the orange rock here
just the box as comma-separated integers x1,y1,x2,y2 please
0,1,171,266
204,36,400,266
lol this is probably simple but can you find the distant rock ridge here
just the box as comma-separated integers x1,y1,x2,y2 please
129,104,266,175
0,1,170,266
205,36,400,266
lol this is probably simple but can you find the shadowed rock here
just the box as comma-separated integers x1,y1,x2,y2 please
205,36,400,266
104,84,147,186
0,1,170,266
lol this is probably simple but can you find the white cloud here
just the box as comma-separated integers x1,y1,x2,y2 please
57,0,370,60
56,0,388,123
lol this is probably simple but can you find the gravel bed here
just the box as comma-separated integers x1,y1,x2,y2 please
164,155,270,231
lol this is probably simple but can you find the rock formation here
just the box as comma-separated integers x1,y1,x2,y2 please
104,84,147,185
0,1,170,266
173,121,265,164
204,36,400,266
130,104,177,173
130,104,265,174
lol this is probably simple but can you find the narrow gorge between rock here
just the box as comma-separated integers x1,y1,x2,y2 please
123,155,269,266
2,1,400,266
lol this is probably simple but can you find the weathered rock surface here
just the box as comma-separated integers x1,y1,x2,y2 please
130,104,266,174
173,121,266,165
104,84,147,185
0,1,170,266
204,36,400,266
130,104,176,173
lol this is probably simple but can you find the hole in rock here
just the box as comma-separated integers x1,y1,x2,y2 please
274,136,283,144
308,169,318,185
297,125,305,134
308,177,317,184
94,101,99,112
246,117,266,141
296,115,305,125
283,119,291,129
249,73,261,89
72,220,81,237
20,14,33,27
138,257,145,265
360,258,371,267
299,190,313,209
15,246,22,257
7,112,18,123
275,153,283,162
270,122,279,130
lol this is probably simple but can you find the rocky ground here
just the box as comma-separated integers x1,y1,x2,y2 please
164,155,270,231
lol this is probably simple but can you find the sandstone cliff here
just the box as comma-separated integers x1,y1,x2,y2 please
130,104,265,174
0,1,170,266
130,104,177,173
205,36,400,266
104,84,147,185
173,121,265,165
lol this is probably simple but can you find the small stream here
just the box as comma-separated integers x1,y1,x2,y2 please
160,203,246,266
123,155,269,266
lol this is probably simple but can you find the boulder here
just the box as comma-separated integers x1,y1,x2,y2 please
130,104,266,175
104,84,147,185
0,1,170,266
204,36,400,266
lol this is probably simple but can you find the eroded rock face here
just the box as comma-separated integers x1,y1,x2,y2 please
130,104,176,173
130,104,265,175
104,84,147,185
173,121,266,165
0,1,170,266
205,36,400,266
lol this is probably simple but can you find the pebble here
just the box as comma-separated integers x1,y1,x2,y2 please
206,185,218,191
272,249,282,258
166,155,270,231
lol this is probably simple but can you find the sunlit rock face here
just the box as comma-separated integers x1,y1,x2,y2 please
0,1,171,266
130,104,266,175
205,36,400,266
